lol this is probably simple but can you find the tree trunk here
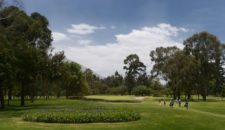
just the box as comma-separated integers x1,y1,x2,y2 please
45,95,49,100
66,88,69,99
8,86,12,100
21,81,25,106
187,93,191,100
177,91,181,99
202,87,207,101
57,92,60,98
0,82,4,109
202,94,207,101
45,81,50,100
7,86,12,105
30,95,34,103
173,93,176,99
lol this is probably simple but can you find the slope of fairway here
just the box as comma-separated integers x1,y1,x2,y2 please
0,96,225,130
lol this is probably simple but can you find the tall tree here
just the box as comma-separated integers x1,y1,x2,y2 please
84,68,101,94
0,35,15,108
150,46,179,98
184,32,224,100
166,51,199,99
0,0,24,20
123,54,146,94
150,46,199,99
62,61,89,98
0,6,52,106
150,46,179,78
104,71,123,87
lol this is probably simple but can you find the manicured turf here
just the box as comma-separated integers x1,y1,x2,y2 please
1,96,225,130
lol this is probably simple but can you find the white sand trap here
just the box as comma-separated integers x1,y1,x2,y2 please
135,96,145,100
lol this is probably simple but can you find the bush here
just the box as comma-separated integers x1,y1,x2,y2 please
152,88,171,97
22,108,140,123
107,86,128,95
152,90,160,97
132,85,151,96
68,96,84,99
160,88,171,97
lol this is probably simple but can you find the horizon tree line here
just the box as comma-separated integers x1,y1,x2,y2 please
1,3,225,109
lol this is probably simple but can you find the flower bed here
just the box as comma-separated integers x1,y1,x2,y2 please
68,96,141,103
22,108,141,123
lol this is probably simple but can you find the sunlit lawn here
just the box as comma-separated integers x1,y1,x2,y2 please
0,96,225,130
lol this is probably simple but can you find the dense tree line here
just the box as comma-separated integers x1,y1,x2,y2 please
108,32,225,100
0,6,89,108
150,32,225,101
1,1,225,110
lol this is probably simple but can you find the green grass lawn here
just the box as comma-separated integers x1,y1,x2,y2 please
1,96,225,130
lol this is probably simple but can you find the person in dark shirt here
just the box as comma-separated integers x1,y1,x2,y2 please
169,99,174,108
184,100,189,110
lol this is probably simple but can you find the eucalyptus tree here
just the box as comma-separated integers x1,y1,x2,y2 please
123,54,146,94
166,51,199,99
0,35,15,108
104,71,123,87
184,32,224,100
0,0,24,20
42,51,65,100
83,68,101,94
150,46,180,98
0,6,52,106
62,61,89,98
150,46,180,78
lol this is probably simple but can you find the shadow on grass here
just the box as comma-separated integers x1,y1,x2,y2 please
0,99,63,118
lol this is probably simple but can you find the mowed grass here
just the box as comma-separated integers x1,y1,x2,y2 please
1,96,225,130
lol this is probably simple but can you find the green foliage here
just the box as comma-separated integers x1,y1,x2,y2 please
150,32,225,100
104,71,124,87
132,85,150,96
61,61,90,97
150,46,179,78
83,69,104,94
221,86,225,98
22,108,140,123
184,32,225,100
107,86,128,95
0,6,89,107
124,54,146,94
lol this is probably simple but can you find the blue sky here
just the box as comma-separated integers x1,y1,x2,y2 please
21,0,225,76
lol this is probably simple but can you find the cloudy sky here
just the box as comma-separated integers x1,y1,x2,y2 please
22,0,225,77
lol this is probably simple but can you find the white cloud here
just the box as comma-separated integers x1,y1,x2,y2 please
67,23,106,35
55,23,188,77
77,40,92,46
52,32,67,42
